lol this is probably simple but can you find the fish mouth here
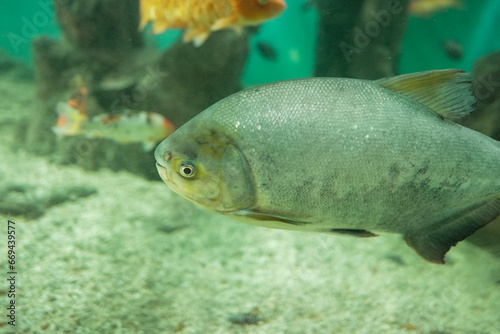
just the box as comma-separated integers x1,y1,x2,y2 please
155,162,170,182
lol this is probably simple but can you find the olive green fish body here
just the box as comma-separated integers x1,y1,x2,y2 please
155,70,500,263
208,78,499,230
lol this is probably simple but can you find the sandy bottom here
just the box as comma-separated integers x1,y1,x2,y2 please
1,76,499,334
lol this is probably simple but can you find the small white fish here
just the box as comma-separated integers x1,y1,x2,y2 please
53,88,175,151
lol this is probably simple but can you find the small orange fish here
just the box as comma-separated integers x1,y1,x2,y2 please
140,0,286,46
408,0,462,17
53,86,88,137
66,86,87,113
53,87,176,151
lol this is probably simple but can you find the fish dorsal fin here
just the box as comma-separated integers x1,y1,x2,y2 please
376,69,475,120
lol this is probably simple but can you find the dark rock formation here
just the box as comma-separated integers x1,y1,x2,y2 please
462,51,500,139
461,51,500,257
314,0,409,79
24,0,249,179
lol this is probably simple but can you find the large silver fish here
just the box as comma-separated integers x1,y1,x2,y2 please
155,69,500,264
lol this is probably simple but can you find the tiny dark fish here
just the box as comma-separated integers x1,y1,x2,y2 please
302,0,315,11
228,309,262,326
442,39,463,61
385,254,406,266
157,225,185,234
256,42,278,61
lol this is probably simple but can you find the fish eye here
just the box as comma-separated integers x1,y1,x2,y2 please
179,161,197,178
258,0,269,5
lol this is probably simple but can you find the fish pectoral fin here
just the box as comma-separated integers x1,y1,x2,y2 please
182,28,208,44
192,32,210,47
376,69,475,120
211,14,238,31
327,229,378,238
150,20,170,34
404,197,500,264
236,210,311,226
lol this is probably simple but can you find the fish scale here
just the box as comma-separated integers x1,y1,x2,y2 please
155,70,500,263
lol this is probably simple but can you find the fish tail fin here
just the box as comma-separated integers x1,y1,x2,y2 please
138,2,151,31
52,102,87,137
147,111,176,136
161,117,176,135
142,138,157,152
404,197,500,264
139,1,162,32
